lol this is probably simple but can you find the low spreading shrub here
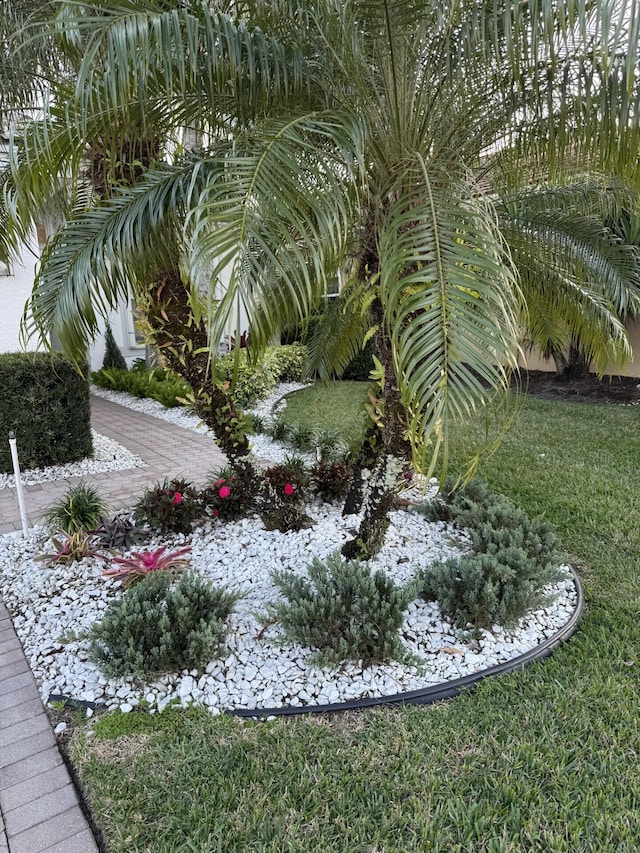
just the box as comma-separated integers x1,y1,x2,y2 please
418,547,563,629
89,571,241,677
0,353,92,474
417,478,564,628
133,478,202,534
44,483,109,534
266,552,416,666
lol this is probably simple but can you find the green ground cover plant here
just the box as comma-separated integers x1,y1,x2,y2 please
89,571,241,678
69,395,640,852
267,552,416,666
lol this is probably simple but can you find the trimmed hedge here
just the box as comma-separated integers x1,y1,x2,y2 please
0,353,92,474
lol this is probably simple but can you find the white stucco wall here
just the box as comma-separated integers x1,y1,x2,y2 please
0,232,44,354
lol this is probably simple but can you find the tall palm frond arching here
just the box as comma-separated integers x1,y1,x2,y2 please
498,181,640,375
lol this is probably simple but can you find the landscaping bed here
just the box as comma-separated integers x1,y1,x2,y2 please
0,489,579,716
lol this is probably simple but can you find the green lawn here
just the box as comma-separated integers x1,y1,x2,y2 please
70,393,640,853
277,380,370,449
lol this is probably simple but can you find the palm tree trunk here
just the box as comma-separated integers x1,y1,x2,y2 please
139,262,257,472
341,299,411,558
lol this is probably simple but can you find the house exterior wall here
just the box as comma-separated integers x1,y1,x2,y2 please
522,320,640,378
0,231,43,354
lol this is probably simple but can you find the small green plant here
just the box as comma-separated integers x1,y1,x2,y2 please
134,478,202,534
102,545,192,588
91,514,147,550
35,531,103,566
418,547,564,629
266,552,416,666
89,571,241,678
102,325,128,371
200,464,257,521
44,482,109,534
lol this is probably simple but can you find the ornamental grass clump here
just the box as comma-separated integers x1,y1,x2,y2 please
89,571,241,678
267,552,416,666
133,478,201,534
44,482,109,534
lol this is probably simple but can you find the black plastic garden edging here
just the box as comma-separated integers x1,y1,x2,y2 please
50,569,584,720
232,567,585,718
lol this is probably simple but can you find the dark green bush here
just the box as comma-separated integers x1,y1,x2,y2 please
44,482,109,533
341,337,375,381
134,478,203,534
89,571,240,677
102,326,128,371
267,552,416,666
418,547,563,629
0,353,92,474
417,478,564,628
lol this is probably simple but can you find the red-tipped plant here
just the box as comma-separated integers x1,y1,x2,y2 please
102,546,191,588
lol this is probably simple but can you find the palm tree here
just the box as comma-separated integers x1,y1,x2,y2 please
7,0,640,554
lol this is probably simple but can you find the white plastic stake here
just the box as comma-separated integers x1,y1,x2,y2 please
8,431,30,535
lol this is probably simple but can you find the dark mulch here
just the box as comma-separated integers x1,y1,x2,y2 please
519,370,640,404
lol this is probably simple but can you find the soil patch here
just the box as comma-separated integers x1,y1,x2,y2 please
519,370,640,404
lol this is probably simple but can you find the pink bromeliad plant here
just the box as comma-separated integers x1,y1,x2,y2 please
102,546,191,588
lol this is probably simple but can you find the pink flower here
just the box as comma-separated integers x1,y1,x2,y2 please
172,492,183,505
283,483,295,496
212,510,220,517
219,485,231,499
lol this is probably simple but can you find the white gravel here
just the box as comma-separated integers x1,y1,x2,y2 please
0,431,146,490
0,493,578,716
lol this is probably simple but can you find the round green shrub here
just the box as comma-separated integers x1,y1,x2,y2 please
267,552,416,666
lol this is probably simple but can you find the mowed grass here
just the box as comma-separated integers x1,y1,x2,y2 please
278,380,370,448
70,393,640,853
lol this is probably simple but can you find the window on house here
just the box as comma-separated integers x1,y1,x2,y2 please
125,297,146,348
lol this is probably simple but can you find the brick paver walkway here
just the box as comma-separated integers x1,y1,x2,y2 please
0,395,227,851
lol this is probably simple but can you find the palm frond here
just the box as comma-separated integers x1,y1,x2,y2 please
185,110,364,352
377,155,522,475
24,156,213,358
